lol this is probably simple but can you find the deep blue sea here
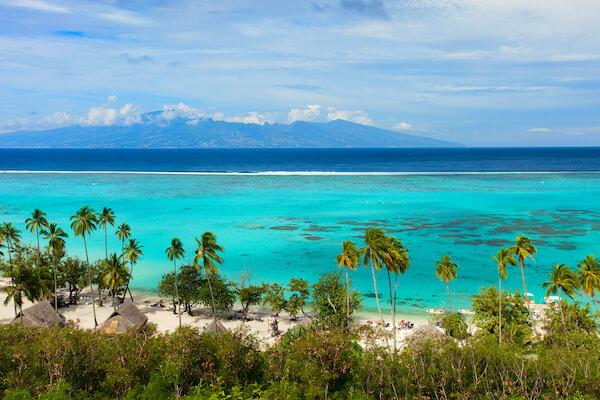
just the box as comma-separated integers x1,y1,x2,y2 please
1,148,599,317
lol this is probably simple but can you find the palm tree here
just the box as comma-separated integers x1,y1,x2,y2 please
123,238,143,302
492,247,517,344
359,228,386,324
42,223,68,310
96,208,116,260
543,264,578,326
3,264,38,323
70,206,99,327
115,223,131,258
102,253,131,310
336,240,359,328
194,232,224,326
25,209,49,269
0,223,22,316
577,255,600,312
381,235,410,352
166,238,185,328
435,255,459,313
509,234,537,334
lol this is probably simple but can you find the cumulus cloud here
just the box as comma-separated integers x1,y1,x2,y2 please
287,105,321,123
393,121,412,131
226,112,274,125
326,107,373,125
528,127,553,132
80,103,141,126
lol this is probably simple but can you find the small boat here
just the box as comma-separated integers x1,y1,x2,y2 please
458,309,475,315
426,308,445,315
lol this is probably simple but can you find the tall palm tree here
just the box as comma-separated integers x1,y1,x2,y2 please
336,240,359,328
381,235,410,352
543,264,578,326
115,223,131,258
42,223,68,310
194,232,224,326
25,209,49,269
435,255,459,313
0,223,22,316
359,228,386,324
492,247,517,344
577,255,600,312
509,234,537,334
70,206,98,327
123,238,144,302
102,252,131,310
96,208,116,260
166,238,185,328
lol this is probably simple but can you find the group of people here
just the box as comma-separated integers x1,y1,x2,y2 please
365,319,414,330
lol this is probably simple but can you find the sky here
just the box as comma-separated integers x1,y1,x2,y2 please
0,0,600,146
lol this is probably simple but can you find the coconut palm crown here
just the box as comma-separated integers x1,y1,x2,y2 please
25,209,49,269
577,255,600,312
435,254,459,313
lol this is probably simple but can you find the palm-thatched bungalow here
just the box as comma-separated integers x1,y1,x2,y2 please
97,300,148,334
11,300,65,328
204,319,228,335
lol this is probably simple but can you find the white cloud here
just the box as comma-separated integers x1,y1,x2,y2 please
287,104,321,123
0,0,70,13
107,95,117,103
326,108,373,125
100,10,149,25
226,112,274,125
393,121,412,130
528,127,553,132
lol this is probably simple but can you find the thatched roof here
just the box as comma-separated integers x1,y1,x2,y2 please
97,300,148,334
11,300,65,328
204,319,228,335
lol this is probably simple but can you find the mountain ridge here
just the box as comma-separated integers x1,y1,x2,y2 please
0,117,463,148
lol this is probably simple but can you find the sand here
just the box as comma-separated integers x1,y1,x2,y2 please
0,276,434,347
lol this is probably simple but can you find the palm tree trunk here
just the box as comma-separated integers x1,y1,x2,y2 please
344,265,350,329
498,274,502,345
122,260,134,302
104,227,108,260
387,269,397,353
558,287,565,327
83,235,98,327
206,268,217,325
7,239,17,316
53,255,58,311
593,294,600,313
519,258,536,335
370,258,384,323
445,281,454,313
174,259,181,328
36,228,40,269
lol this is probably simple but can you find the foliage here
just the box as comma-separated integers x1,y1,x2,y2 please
471,285,531,344
544,300,599,340
286,278,310,317
312,270,362,328
261,283,287,314
236,284,264,318
440,313,468,340
199,274,236,314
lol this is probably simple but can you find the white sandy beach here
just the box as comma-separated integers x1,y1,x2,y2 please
0,277,430,347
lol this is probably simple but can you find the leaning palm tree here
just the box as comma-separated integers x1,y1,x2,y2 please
96,207,116,260
543,264,578,327
103,252,131,310
70,206,99,327
194,232,224,326
435,255,459,313
381,235,410,352
123,238,144,302
42,223,68,311
0,223,22,316
359,228,386,324
492,247,517,344
336,240,359,328
509,234,537,334
115,223,131,258
577,255,600,312
166,238,185,328
25,209,49,269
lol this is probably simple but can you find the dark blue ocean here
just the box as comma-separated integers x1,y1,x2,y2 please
0,148,599,172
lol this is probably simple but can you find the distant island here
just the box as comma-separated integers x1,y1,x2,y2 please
0,117,462,148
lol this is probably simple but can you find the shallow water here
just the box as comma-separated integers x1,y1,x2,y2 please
1,171,599,314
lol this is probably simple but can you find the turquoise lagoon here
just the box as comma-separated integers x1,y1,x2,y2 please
1,172,599,315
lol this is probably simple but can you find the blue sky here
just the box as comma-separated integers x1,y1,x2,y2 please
0,0,599,146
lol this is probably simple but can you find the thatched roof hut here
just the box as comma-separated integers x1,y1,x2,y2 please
97,300,148,334
204,319,228,335
11,300,65,328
